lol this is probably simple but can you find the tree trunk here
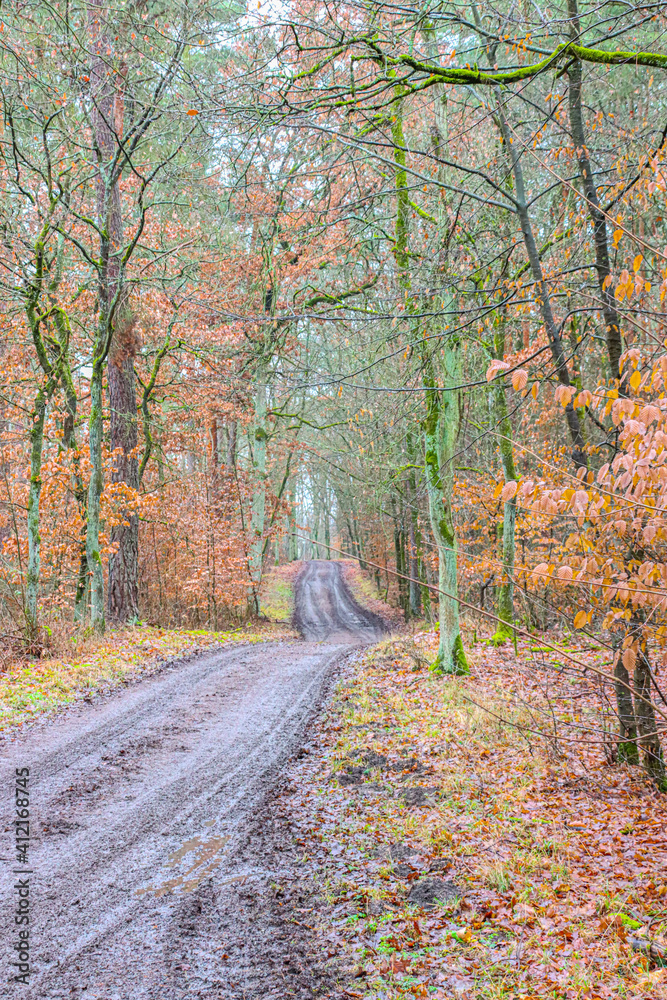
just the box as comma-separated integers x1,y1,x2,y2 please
496,96,587,470
567,0,623,382
87,361,106,630
324,489,331,559
399,520,409,617
492,324,518,643
247,374,267,614
226,420,237,468
87,0,136,629
406,438,423,617
393,83,466,668
26,386,47,643
62,363,89,623
408,502,422,617
210,417,219,472
613,652,639,764
393,504,407,615
634,647,666,789
423,355,469,674
288,488,298,561
107,348,139,621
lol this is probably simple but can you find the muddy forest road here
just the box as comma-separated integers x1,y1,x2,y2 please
0,562,385,1000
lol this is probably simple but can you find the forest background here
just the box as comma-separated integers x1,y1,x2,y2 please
1,0,667,791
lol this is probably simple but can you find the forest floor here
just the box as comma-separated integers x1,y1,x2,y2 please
274,623,667,1000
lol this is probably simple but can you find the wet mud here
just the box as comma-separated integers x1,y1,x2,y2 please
293,560,386,643
0,560,384,999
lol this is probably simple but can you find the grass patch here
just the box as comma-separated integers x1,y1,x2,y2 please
259,562,302,622
340,559,404,626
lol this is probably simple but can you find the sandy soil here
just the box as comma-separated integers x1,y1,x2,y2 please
0,561,384,999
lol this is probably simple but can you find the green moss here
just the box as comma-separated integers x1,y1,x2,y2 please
395,42,667,92
617,740,640,767
451,634,470,675
431,633,470,676
491,625,513,646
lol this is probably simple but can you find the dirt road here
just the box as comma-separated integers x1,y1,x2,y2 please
0,561,384,999
293,560,385,643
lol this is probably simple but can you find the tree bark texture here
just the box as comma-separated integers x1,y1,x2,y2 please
394,82,466,668
423,353,469,675
62,363,89,622
492,324,518,641
107,348,139,621
87,0,139,628
86,362,106,629
634,649,666,789
26,387,47,641
247,374,267,615
407,435,423,617
613,649,639,765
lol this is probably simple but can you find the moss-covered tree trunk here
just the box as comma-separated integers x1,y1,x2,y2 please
423,352,469,674
25,386,48,642
491,324,517,643
24,238,66,643
393,85,466,672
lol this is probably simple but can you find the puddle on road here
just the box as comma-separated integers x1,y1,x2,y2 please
137,831,230,897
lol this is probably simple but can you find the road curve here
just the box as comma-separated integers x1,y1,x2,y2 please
293,560,386,642
0,562,384,999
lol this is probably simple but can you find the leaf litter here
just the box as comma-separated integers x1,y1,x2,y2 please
274,628,667,1000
